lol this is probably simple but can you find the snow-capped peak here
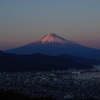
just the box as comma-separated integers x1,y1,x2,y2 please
39,33,75,44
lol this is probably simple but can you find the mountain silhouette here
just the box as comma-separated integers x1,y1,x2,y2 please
5,33,100,59
0,52,93,72
58,54,100,65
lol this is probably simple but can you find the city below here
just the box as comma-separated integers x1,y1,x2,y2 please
0,67,100,100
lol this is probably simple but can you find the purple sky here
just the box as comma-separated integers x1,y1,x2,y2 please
0,0,100,50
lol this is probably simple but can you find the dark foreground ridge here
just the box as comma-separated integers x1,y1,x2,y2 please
0,88,98,100
0,88,56,100
0,52,93,72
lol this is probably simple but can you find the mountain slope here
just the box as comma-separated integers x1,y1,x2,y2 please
58,54,100,65
0,53,93,72
5,33,100,59
0,50,4,54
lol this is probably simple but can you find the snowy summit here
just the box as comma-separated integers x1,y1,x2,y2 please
38,33,75,44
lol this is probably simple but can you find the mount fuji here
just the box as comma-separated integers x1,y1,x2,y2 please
5,33,100,59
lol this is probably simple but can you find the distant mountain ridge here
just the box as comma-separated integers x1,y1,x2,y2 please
5,33,100,59
58,54,100,65
0,50,4,54
0,52,93,72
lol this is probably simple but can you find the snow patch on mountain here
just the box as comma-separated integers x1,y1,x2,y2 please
39,33,76,44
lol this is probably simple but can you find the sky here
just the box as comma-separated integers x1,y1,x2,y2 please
0,0,100,50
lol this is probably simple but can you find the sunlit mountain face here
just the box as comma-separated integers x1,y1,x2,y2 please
5,33,100,60
30,33,78,44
